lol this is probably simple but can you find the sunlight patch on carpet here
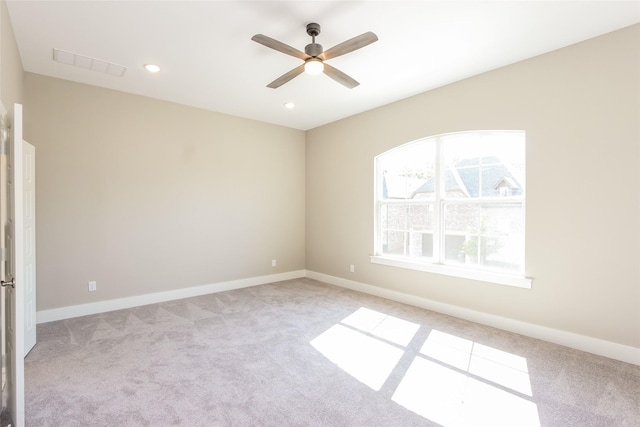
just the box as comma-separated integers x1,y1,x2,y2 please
421,329,532,396
311,308,540,427
340,307,420,346
392,357,540,426
310,323,404,390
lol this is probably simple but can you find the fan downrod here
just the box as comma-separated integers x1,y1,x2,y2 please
305,23,323,57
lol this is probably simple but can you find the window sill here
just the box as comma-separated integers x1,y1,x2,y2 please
370,256,532,289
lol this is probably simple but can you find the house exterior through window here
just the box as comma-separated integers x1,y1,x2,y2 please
373,131,528,287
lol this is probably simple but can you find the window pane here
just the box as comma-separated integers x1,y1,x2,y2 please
443,202,524,273
408,204,433,231
408,204,434,259
422,233,434,258
442,132,525,200
443,204,480,233
484,235,524,272
378,140,436,200
381,204,407,256
383,231,406,256
381,203,434,259
482,204,525,235
444,234,466,263
384,204,406,230
408,232,431,258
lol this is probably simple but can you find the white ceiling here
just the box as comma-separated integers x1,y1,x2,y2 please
6,1,640,130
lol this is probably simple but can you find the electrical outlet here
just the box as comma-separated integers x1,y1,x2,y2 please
272,259,277,267
88,281,97,292
350,264,355,273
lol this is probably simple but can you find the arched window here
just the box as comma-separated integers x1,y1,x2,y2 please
373,131,529,287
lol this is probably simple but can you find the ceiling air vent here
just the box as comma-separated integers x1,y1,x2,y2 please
53,48,127,77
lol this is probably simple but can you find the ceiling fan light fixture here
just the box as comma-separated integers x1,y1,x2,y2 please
304,58,324,76
251,23,377,88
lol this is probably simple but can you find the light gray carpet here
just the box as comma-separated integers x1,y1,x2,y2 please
25,278,640,426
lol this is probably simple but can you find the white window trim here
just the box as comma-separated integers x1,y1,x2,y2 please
373,130,531,289
370,255,532,288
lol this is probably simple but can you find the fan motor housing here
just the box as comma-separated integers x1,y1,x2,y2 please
305,43,323,57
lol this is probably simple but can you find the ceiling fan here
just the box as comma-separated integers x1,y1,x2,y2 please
251,23,378,89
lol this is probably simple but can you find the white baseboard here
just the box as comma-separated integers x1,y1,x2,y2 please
305,270,640,366
36,270,306,324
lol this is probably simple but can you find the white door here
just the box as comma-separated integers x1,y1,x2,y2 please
1,102,35,427
22,140,36,355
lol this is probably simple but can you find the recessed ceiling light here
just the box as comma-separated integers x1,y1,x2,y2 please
284,102,295,109
144,64,160,73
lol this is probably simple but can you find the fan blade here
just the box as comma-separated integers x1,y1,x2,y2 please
323,63,359,89
251,34,308,60
320,31,378,61
267,64,305,88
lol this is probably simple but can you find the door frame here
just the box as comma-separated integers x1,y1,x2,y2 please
1,102,27,427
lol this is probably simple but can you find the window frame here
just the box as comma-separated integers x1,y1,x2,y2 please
371,131,532,289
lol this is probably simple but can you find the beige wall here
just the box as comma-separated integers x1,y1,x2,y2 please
306,24,640,348
25,74,305,310
1,0,24,110
13,16,640,351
